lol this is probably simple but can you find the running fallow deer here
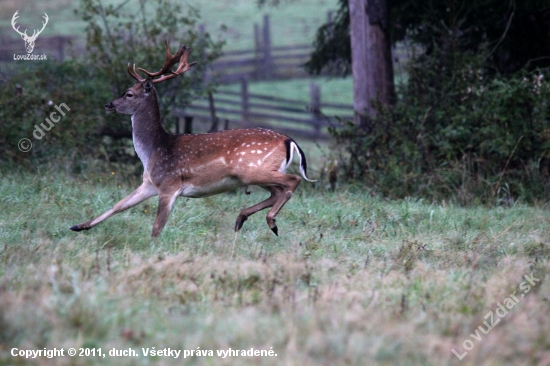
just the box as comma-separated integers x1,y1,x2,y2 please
70,41,315,237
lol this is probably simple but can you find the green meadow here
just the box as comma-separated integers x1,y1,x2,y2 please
1,161,550,365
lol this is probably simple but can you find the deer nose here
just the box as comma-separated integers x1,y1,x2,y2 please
105,102,115,112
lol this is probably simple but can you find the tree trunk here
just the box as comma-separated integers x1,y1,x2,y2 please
349,0,395,128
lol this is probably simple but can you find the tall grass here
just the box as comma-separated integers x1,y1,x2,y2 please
1,162,549,365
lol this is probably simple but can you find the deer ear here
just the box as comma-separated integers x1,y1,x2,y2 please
143,78,153,94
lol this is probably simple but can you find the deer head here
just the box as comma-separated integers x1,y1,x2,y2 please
12,11,49,54
105,40,196,115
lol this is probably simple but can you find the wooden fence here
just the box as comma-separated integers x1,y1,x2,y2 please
208,14,315,83
175,79,353,139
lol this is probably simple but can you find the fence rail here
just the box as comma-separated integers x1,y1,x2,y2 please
207,15,315,83
176,79,353,139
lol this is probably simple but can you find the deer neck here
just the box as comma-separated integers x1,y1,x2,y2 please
131,93,170,171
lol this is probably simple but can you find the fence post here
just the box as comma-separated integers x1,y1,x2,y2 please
176,117,181,134
184,116,193,134
57,37,66,61
254,23,262,79
208,92,219,132
241,78,250,123
310,82,321,136
198,24,207,55
262,14,273,79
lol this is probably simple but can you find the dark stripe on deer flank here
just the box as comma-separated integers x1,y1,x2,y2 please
296,142,308,175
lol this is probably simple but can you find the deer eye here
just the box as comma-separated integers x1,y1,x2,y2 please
126,92,134,98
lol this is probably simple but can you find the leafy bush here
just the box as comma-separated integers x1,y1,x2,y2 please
0,62,113,163
331,50,550,204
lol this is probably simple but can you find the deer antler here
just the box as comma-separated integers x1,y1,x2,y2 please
11,11,48,40
11,11,27,38
127,40,196,84
127,63,146,82
30,13,48,40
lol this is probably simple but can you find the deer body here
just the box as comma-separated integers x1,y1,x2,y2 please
70,42,314,237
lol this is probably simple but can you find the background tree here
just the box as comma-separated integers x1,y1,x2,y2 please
321,0,550,202
307,0,550,76
348,0,395,127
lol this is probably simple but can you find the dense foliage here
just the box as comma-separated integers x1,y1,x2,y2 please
0,62,113,163
331,52,550,203
306,0,550,202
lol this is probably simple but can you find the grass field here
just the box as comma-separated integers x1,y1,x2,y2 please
1,161,550,365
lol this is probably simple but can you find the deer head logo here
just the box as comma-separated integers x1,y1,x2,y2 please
11,11,49,54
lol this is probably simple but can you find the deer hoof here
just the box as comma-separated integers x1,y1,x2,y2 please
270,226,278,236
235,215,248,232
69,225,87,232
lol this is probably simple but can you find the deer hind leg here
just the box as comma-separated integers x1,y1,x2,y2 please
234,186,281,232
151,188,182,237
70,181,157,232
266,174,302,236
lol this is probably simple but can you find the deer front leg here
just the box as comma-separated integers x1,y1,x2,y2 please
70,181,157,232
151,189,181,237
